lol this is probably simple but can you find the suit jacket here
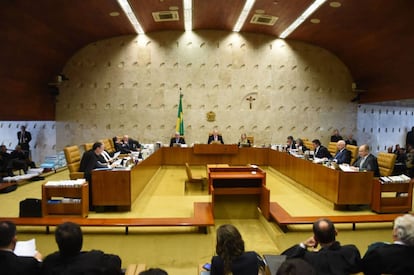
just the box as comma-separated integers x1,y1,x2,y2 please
17,131,32,151
0,249,40,275
314,145,332,159
41,250,122,275
282,241,361,275
211,251,264,275
353,153,380,176
79,150,108,181
208,135,224,144
333,148,352,164
362,242,414,275
170,137,186,147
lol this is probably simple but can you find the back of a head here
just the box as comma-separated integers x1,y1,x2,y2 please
216,224,245,274
55,222,83,257
0,221,16,247
393,214,414,246
139,268,168,275
313,218,336,244
276,258,316,275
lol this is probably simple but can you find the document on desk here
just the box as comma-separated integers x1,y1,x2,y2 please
14,238,36,257
339,164,358,172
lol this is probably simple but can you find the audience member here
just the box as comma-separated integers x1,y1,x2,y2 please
238,133,251,147
406,126,414,149
362,214,414,275
387,146,393,153
281,218,361,275
332,140,352,164
406,145,414,177
210,224,265,275
0,145,13,176
276,258,316,275
286,136,296,151
41,222,122,275
0,221,42,275
312,139,332,159
295,138,309,152
344,134,357,146
17,125,32,155
208,130,224,144
9,145,36,173
139,268,168,275
330,129,343,143
79,142,116,210
169,132,186,147
352,144,380,176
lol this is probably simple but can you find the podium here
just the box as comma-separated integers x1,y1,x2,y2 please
371,179,413,213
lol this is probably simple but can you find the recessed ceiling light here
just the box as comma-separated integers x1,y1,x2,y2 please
169,6,179,11
329,1,341,8
255,9,265,14
310,18,320,24
109,12,120,17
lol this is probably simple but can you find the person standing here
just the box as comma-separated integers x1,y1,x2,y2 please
17,125,32,157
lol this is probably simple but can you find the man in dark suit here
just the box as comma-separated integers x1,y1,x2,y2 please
333,140,352,164
312,139,332,159
286,136,296,151
79,142,115,210
208,129,224,144
353,144,380,176
17,125,32,154
282,218,362,275
122,135,141,152
170,132,186,147
362,214,414,275
41,221,122,275
0,221,42,275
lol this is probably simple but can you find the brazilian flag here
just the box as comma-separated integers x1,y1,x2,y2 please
176,93,184,135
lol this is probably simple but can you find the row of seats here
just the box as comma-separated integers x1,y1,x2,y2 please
63,138,116,180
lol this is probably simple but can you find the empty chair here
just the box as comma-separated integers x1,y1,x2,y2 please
328,142,337,156
185,163,206,190
377,152,397,177
346,144,358,165
63,145,84,180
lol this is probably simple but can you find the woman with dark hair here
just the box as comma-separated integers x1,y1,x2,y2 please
211,224,265,275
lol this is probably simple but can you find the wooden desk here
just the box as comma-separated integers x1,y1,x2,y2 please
268,150,374,207
207,165,270,219
371,179,413,213
193,144,238,154
91,149,161,210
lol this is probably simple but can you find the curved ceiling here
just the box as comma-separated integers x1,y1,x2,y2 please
1,0,413,120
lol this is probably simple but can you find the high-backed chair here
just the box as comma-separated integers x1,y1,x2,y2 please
377,152,397,177
328,142,337,156
302,138,313,151
102,138,114,154
83,143,93,152
247,136,254,146
346,144,358,165
185,163,206,190
63,145,84,180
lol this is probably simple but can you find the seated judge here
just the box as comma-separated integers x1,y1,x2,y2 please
286,136,296,151
351,144,380,176
332,140,352,164
296,138,309,152
238,133,251,147
170,132,186,147
362,214,414,275
208,129,224,144
312,139,332,159
122,135,141,152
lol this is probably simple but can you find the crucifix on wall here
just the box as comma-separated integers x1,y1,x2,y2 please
246,95,256,109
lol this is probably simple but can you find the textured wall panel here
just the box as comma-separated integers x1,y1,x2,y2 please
56,31,357,149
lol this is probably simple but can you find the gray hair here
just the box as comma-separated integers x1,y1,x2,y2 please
394,214,414,246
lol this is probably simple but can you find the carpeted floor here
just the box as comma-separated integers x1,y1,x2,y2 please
0,165,400,275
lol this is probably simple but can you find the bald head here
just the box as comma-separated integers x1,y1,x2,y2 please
313,218,336,244
337,140,346,150
358,144,370,157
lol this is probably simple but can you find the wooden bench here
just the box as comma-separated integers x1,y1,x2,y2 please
0,202,214,234
269,202,404,232
125,264,146,275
